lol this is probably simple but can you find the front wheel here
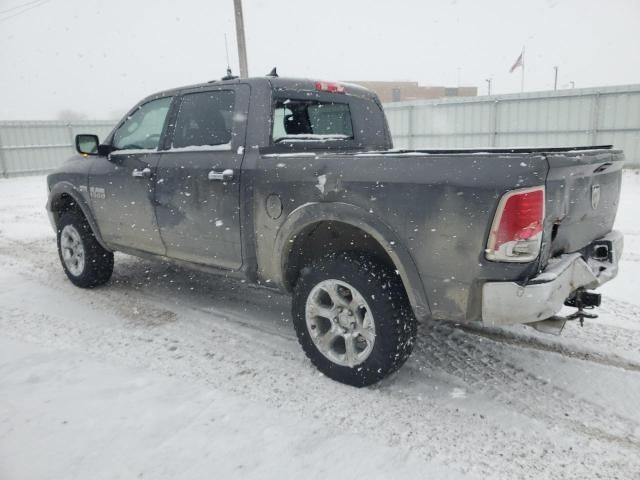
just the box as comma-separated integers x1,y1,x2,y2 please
292,253,417,387
56,210,114,288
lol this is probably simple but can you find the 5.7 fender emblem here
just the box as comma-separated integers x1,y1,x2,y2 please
78,185,106,200
591,184,601,210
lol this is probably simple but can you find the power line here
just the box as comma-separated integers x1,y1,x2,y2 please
0,0,51,24
0,0,43,15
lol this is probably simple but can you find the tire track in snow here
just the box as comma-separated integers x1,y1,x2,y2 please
458,319,640,372
4,237,640,447
3,294,639,480
412,320,640,451
2,235,640,478
4,236,640,371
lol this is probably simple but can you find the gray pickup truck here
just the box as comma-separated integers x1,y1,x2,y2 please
46,75,624,386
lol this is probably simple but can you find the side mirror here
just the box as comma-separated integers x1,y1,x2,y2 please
75,134,99,155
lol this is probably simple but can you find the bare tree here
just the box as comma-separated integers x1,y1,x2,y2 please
56,109,88,122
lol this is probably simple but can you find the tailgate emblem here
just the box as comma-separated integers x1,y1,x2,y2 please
591,184,601,209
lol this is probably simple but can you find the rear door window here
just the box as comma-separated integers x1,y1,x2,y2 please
172,90,236,148
272,99,353,143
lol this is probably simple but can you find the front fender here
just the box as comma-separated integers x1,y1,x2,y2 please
273,202,431,320
47,181,111,251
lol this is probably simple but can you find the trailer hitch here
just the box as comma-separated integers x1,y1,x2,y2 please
564,288,601,326
529,288,602,335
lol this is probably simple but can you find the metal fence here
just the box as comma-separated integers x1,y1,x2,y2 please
1,83,639,177
0,120,115,177
385,84,640,166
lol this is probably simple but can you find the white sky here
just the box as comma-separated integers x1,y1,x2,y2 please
1,0,639,119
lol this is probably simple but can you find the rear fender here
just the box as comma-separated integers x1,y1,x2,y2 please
273,202,431,320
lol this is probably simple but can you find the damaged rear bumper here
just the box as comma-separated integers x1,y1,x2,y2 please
481,230,623,326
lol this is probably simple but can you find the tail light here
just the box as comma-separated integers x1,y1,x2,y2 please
315,81,345,93
486,186,545,262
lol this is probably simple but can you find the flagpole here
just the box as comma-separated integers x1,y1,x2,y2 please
521,47,525,92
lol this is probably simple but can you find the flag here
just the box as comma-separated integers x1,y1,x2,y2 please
509,49,524,73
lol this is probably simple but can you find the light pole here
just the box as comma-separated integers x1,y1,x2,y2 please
233,0,249,78
485,78,492,96
553,66,559,91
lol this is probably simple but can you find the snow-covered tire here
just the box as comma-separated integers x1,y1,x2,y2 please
292,252,417,387
56,210,114,288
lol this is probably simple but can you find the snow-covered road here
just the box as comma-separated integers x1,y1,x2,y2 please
1,173,639,479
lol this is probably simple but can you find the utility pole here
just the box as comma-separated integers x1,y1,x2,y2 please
233,0,249,78
553,66,559,91
485,78,492,96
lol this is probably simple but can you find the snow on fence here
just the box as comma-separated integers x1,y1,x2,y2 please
1,83,639,177
385,84,640,167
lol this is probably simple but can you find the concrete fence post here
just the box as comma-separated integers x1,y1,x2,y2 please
590,92,601,145
67,123,75,156
491,99,500,147
407,105,415,149
0,130,7,178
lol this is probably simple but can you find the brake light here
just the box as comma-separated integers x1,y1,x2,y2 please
315,81,345,93
486,186,545,262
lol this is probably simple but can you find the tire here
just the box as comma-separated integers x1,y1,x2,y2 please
56,210,114,288
292,252,417,387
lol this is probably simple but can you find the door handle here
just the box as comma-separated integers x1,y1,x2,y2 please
132,167,152,178
208,168,234,181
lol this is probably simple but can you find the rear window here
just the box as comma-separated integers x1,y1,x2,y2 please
272,99,354,143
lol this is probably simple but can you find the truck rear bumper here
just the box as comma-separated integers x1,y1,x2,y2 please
481,230,623,326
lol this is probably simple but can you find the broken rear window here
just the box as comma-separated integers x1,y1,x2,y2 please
272,99,354,143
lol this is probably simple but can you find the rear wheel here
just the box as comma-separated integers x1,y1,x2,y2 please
292,252,417,387
56,210,114,288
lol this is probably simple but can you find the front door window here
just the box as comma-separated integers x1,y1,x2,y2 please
112,97,172,151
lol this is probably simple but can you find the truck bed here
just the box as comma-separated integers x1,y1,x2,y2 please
256,144,624,322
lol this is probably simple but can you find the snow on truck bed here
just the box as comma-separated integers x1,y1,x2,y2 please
1,171,640,479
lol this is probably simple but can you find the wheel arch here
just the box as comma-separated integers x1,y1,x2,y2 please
273,202,431,320
47,182,111,251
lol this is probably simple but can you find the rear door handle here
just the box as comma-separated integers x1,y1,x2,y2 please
132,167,151,178
208,168,234,181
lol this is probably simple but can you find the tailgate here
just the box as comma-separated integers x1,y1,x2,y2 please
541,149,624,265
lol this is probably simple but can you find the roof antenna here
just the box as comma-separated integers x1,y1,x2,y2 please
220,34,238,80
224,34,231,72
267,67,278,77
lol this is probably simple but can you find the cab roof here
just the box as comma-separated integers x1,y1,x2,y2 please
146,76,378,103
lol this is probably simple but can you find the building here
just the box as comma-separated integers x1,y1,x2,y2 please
344,80,477,103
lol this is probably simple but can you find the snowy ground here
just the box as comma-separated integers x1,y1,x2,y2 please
1,172,640,480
